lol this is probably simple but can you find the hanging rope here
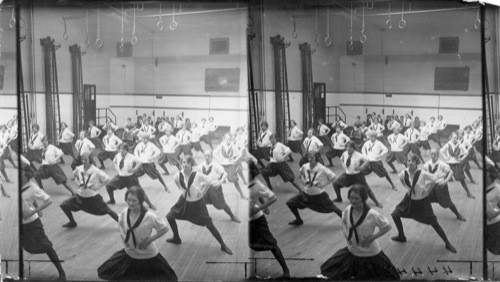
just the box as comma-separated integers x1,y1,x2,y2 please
313,6,319,47
360,3,366,43
170,2,178,30
386,1,392,29
324,4,332,46
94,3,103,48
349,3,353,50
399,0,406,29
120,3,124,52
84,9,90,50
131,5,138,45
474,8,481,29
157,2,164,30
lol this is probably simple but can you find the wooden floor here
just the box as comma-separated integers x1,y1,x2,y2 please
1,164,20,278
252,143,484,280
1,145,249,281
0,141,493,281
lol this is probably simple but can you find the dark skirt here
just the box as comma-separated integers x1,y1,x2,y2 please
10,138,18,153
200,135,212,146
72,155,97,169
326,148,344,160
107,174,140,191
428,133,440,143
467,147,478,160
22,218,53,254
254,146,271,161
135,163,162,180
98,150,118,162
417,140,431,150
90,137,104,149
60,194,113,215
427,183,453,208
98,249,178,281
178,144,193,157
286,192,341,214
318,135,331,147
189,141,203,152
35,164,68,184
261,162,295,183
392,194,438,225
320,247,399,280
362,161,389,178
403,143,422,157
449,163,466,181
486,220,500,255
158,152,181,168
203,186,227,210
299,152,324,167
462,159,471,172
1,146,12,159
333,173,368,189
249,216,278,251
475,139,483,155
287,140,302,154
386,151,406,165
167,197,213,226
59,142,74,156
27,149,43,164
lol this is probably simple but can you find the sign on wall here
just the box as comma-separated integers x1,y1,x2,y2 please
0,65,4,90
205,68,240,92
434,66,470,91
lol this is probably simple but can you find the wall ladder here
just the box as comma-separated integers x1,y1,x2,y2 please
270,35,290,143
299,42,314,132
40,37,61,145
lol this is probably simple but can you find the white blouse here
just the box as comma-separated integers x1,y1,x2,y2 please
342,206,390,257
331,133,350,150
249,179,275,221
300,163,335,195
362,140,388,162
486,180,500,225
398,169,436,200
303,136,323,153
119,209,167,259
174,171,211,202
75,138,96,156
73,165,110,198
21,180,51,224
59,128,75,143
159,135,180,153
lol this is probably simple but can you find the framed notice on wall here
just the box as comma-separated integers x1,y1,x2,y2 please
0,65,4,90
205,68,240,92
434,66,469,91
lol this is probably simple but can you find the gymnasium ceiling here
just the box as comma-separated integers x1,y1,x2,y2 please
1,1,486,41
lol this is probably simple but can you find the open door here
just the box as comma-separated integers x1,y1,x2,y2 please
313,83,326,124
84,84,96,126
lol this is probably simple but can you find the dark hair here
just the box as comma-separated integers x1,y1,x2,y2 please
307,150,320,162
22,164,35,180
125,186,147,211
407,152,421,165
32,124,40,130
346,141,357,149
260,121,269,128
348,184,369,203
183,155,197,167
119,143,130,151
248,161,260,179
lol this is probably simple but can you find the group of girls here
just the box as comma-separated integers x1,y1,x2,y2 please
247,112,483,279
16,113,250,280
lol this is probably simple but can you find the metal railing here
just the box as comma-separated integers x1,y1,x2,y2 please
326,106,346,125
96,108,117,127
